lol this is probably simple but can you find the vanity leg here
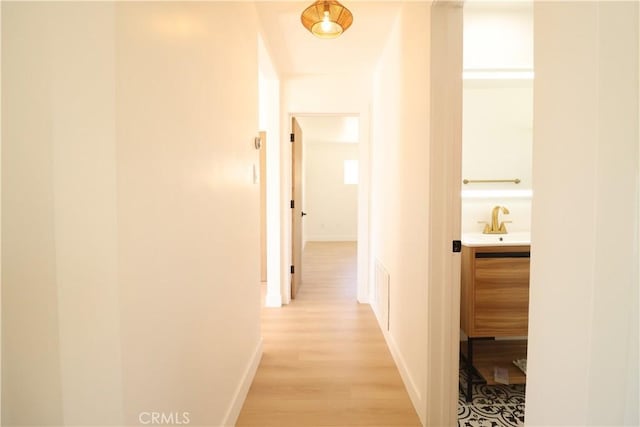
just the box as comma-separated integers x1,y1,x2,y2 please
466,338,473,402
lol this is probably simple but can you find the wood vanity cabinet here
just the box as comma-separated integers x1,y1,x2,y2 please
460,245,531,338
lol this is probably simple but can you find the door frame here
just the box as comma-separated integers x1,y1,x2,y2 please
426,2,463,425
259,131,267,283
284,112,368,304
290,118,303,299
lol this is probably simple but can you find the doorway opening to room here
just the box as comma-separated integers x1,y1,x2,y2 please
457,2,533,425
289,114,361,302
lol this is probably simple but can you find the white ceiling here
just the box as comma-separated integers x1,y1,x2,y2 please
255,1,402,77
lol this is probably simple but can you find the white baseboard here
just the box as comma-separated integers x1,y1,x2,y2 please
265,290,282,307
357,291,369,304
221,338,263,427
382,330,425,427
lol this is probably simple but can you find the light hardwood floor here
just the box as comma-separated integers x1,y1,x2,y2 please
236,241,421,427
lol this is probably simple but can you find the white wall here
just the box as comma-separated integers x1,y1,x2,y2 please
2,3,262,425
464,2,533,71
281,75,371,303
527,2,639,425
303,142,358,242
2,4,119,424
370,3,430,424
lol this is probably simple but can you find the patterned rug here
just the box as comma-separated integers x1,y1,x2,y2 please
458,363,526,427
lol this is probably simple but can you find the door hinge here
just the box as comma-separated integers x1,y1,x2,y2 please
290,133,295,142
290,265,295,274
290,200,294,209
452,240,462,253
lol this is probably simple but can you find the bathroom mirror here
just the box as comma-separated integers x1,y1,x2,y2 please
462,77,533,193
462,1,533,196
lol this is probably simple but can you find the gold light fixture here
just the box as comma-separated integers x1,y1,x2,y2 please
301,0,353,39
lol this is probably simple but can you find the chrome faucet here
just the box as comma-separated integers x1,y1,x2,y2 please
482,205,511,234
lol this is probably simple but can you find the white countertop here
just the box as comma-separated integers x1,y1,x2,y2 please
461,231,531,247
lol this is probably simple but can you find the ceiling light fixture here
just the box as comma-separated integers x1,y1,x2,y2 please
301,0,353,39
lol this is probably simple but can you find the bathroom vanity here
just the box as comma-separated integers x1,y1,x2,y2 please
460,234,530,401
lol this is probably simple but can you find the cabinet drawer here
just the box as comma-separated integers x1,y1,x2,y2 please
474,257,530,336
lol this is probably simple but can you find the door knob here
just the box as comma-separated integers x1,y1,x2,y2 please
301,212,307,217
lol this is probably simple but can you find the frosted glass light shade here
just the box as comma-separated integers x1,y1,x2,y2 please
301,0,353,39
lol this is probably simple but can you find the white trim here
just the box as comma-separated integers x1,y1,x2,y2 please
381,329,424,426
221,338,263,427
264,290,282,308
304,236,357,242
427,3,463,426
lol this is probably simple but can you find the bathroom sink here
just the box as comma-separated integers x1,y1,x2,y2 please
461,231,531,247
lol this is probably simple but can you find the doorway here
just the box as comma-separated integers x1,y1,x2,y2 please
457,2,533,425
290,114,361,301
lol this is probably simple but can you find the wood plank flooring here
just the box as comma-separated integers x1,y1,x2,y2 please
236,242,421,427
461,339,528,385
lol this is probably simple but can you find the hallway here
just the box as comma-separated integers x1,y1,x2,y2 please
236,242,421,426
